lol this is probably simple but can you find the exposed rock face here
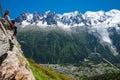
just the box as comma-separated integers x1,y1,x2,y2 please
0,21,10,57
0,19,35,80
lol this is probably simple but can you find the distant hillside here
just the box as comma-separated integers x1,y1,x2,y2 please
17,26,118,64
86,72,120,80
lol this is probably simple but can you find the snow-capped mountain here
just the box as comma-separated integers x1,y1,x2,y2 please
15,11,86,27
15,9,120,56
15,9,120,27
84,9,120,26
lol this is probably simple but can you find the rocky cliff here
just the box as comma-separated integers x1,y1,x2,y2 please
0,19,35,80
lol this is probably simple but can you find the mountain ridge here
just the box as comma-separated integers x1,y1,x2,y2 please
16,9,120,57
15,9,120,27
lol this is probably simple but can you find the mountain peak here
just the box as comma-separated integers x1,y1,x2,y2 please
15,9,120,27
109,9,120,13
63,11,81,16
45,10,52,14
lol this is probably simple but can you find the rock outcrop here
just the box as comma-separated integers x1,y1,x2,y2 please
0,19,35,80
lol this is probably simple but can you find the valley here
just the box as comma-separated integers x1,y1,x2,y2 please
15,9,120,79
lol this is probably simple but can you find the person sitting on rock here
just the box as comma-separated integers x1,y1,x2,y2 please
3,10,13,29
3,10,10,21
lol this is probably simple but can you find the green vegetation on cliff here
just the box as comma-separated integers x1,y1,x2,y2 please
17,26,117,64
28,58,72,80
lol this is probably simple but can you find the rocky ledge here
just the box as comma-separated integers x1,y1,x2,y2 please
0,19,35,80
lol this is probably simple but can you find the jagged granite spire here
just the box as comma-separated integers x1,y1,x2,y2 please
0,19,35,80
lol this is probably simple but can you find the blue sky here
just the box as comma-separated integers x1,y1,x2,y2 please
0,0,120,18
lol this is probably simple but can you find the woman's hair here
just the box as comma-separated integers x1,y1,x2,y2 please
4,10,10,17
